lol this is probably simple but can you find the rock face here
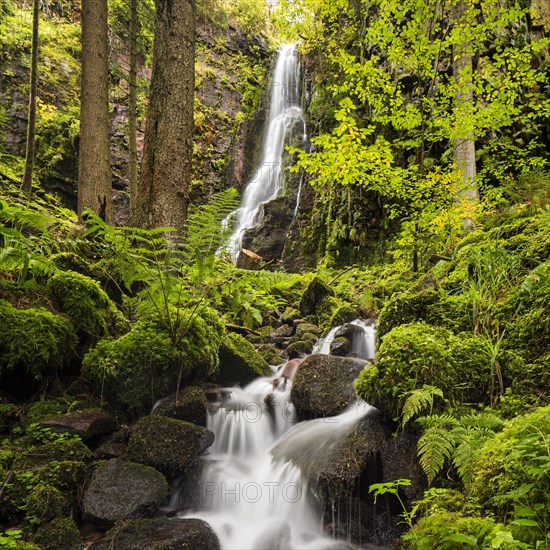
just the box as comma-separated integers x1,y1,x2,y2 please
39,409,119,441
152,387,208,427
290,354,367,418
127,415,214,477
217,332,271,386
90,517,220,550
82,459,168,528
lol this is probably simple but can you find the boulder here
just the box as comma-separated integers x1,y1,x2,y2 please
286,338,316,359
217,332,271,386
127,416,214,477
291,354,367,418
294,322,321,338
95,427,130,459
152,387,208,427
299,276,335,317
90,517,220,550
82,459,168,528
330,336,351,356
39,409,119,441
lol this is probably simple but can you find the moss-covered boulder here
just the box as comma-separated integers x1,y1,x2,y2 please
290,355,366,419
127,415,214,477
299,276,335,317
25,484,70,527
286,337,316,359
82,308,224,420
82,459,168,528
329,304,358,327
217,332,271,386
356,323,491,418
39,409,119,441
47,270,124,338
31,517,81,550
0,299,77,380
89,517,220,550
152,387,208,426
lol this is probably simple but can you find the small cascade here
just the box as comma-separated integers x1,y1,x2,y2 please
225,43,306,262
313,318,377,360
183,369,368,549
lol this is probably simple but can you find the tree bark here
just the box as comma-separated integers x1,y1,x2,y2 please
128,0,138,215
134,0,195,231
21,0,39,196
78,0,113,223
452,0,477,229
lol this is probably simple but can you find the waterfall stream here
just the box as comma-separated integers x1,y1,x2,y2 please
225,43,306,262
182,322,376,549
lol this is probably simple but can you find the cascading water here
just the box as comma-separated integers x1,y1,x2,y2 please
225,43,306,261
183,371,371,549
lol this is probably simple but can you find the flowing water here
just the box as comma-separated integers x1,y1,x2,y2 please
312,319,376,360
183,322,376,549
225,43,306,261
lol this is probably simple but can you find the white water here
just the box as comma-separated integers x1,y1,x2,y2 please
183,369,371,549
225,44,306,261
312,318,377,360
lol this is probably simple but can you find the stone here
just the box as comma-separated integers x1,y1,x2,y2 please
152,387,208,427
94,428,129,459
39,409,119,441
330,336,352,356
89,517,220,550
82,459,168,528
290,354,367,418
127,416,214,477
299,277,335,317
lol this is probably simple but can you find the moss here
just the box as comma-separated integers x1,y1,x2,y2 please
356,323,491,418
31,517,81,550
0,299,77,380
0,403,18,433
329,303,358,327
299,276,335,317
217,332,270,386
47,270,123,338
153,386,208,426
403,512,501,549
24,484,69,527
83,308,223,420
127,415,212,476
25,400,66,424
286,338,315,359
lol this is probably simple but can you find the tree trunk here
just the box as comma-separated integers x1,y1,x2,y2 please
134,0,195,231
21,0,39,196
128,0,138,215
452,0,477,229
78,0,113,223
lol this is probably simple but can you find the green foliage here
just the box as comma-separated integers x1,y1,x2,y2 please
401,385,444,427
0,300,77,380
370,479,419,531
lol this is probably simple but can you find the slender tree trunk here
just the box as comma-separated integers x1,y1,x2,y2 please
78,0,113,222
452,0,477,229
128,0,138,215
22,0,39,196
134,0,195,231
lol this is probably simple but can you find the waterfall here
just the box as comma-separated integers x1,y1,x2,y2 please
225,43,306,262
183,372,369,549
312,319,377,361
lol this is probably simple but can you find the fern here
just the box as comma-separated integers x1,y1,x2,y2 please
401,385,444,427
417,423,455,484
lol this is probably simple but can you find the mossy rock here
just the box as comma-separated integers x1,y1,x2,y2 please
152,387,208,426
294,322,321,338
14,438,92,471
31,517,81,550
286,338,315,359
0,299,77,380
217,332,271,386
39,409,119,441
127,415,214,477
299,276,335,317
329,304,358,327
47,270,124,338
280,306,300,325
82,459,168,528
0,402,18,433
291,355,366,418
255,343,283,365
89,517,220,550
83,308,223,420
26,400,66,424
356,322,491,419
24,484,70,527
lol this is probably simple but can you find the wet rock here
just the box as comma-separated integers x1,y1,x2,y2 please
291,355,366,418
39,409,119,441
82,459,168,528
89,517,220,550
127,415,214,477
330,336,352,356
271,324,294,338
204,387,233,402
95,427,130,459
152,387,208,427
217,332,271,386
294,322,321,338
299,277,335,317
286,338,316,359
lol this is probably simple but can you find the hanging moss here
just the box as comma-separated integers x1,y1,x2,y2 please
0,299,77,380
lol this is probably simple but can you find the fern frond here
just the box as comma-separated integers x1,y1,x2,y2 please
418,426,455,484
402,385,444,426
